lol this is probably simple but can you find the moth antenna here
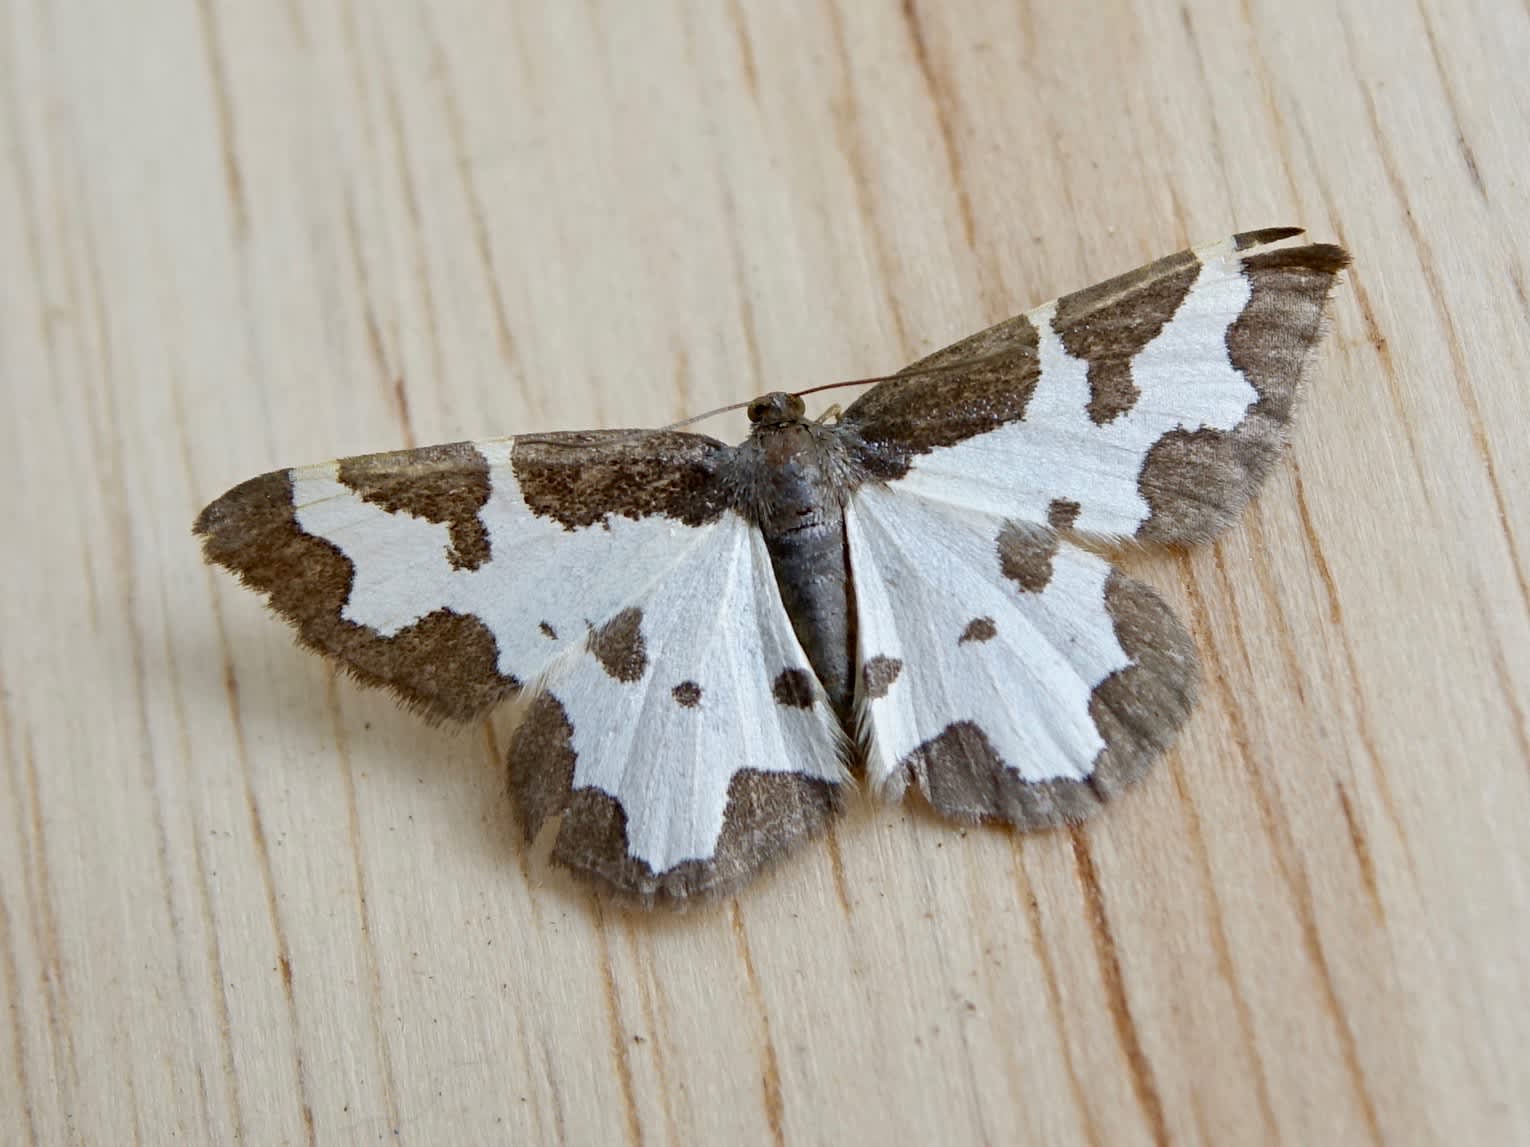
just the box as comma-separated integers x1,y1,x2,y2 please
791,346,1019,402
660,399,752,431
791,374,900,401
662,348,1022,431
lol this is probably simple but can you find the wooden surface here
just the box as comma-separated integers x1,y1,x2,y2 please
4,1,1528,1143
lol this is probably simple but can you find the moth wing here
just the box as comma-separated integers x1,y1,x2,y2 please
846,482,1197,825
198,430,847,901
195,430,730,722
510,514,848,904
842,229,1349,542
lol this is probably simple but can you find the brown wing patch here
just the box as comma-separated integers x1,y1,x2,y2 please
1053,249,1201,427
1137,243,1350,543
1233,226,1304,250
557,772,841,907
672,681,703,708
842,314,1042,478
1047,499,1082,531
905,722,1105,827
507,693,580,840
1228,245,1352,414
513,430,727,530
958,617,997,645
901,570,1198,830
861,656,903,699
771,668,817,709
509,693,841,907
194,469,517,722
996,521,1058,592
336,442,491,570
1086,572,1200,800
588,608,647,683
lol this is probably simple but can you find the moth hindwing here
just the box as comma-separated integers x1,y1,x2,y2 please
196,228,1348,905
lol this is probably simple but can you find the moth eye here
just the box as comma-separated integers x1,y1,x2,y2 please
746,398,770,422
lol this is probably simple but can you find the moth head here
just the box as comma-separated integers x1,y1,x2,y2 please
746,391,807,427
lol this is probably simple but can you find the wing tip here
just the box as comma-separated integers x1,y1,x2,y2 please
1231,228,1353,276
1232,226,1305,250
192,468,295,546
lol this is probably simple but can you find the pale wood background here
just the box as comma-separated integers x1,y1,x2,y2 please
4,1,1528,1143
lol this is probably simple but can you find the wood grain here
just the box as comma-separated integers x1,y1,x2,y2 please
4,0,1528,1142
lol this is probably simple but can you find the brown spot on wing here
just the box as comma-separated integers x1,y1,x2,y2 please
996,521,1058,592
589,608,647,683
958,617,997,645
1137,243,1349,543
194,469,517,722
772,668,816,709
897,569,1198,830
508,693,842,906
1053,249,1201,427
336,442,492,570
539,621,557,640
672,681,702,708
1047,498,1081,531
861,655,902,700
841,314,1041,478
1085,364,1140,425
513,430,728,530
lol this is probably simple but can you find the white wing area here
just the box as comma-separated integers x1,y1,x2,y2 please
291,439,711,685
891,241,1258,536
847,483,1131,791
539,521,846,871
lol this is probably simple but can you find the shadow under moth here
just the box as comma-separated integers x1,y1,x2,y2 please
196,228,1349,906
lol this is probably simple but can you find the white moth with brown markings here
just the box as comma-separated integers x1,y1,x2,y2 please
196,228,1348,905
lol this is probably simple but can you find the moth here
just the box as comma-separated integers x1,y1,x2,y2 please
196,228,1348,905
